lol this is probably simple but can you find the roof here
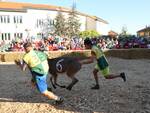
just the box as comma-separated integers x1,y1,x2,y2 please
0,1,108,24
76,12,108,24
137,27,150,33
108,30,118,34
0,1,69,12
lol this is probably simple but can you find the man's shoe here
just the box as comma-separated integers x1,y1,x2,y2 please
91,84,100,90
55,97,64,105
120,72,126,82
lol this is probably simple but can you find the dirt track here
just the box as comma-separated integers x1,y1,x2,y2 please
0,57,150,113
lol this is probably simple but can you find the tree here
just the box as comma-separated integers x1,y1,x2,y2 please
40,17,55,38
120,25,128,36
54,11,67,36
66,7,81,39
79,30,100,38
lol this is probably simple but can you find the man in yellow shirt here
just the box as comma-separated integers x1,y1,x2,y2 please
80,38,126,89
15,42,63,104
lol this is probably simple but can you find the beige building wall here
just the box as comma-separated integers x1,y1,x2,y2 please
85,16,96,31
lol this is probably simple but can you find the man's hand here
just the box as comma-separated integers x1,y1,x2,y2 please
14,59,21,66
15,59,27,71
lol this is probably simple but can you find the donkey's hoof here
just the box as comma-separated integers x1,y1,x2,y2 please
61,85,66,88
66,86,72,91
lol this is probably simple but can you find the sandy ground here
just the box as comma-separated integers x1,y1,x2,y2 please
0,57,150,113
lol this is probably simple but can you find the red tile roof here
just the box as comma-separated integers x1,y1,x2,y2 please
137,27,150,33
0,1,108,24
0,1,69,11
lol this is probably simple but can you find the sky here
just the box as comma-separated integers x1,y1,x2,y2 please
13,0,150,35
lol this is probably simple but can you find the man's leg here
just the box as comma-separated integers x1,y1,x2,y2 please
105,74,121,79
103,67,126,82
36,75,63,104
42,90,63,104
91,68,100,89
105,73,126,82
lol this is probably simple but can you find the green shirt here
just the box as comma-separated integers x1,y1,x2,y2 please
23,50,49,75
92,45,109,70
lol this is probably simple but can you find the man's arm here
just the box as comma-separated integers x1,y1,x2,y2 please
14,59,27,71
79,51,96,65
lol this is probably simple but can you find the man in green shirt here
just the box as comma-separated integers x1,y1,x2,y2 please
80,38,126,89
15,42,63,104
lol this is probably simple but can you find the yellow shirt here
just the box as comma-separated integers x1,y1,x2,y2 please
92,45,109,70
91,45,104,59
23,50,49,74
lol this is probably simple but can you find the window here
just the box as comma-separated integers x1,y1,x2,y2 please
4,17,6,23
20,33,23,38
1,33,11,41
20,16,22,23
5,33,7,40
14,33,23,39
50,20,55,25
14,16,23,24
1,33,4,40
7,16,10,23
37,19,48,28
0,16,3,23
14,33,16,38
8,33,11,40
14,16,16,23
0,15,10,23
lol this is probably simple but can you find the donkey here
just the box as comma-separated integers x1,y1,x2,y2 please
48,57,82,91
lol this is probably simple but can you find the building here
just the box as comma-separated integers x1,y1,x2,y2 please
0,1,108,43
137,26,150,40
108,30,118,39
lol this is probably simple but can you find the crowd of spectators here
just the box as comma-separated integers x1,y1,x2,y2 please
91,37,119,50
117,35,150,49
0,35,150,52
0,35,84,52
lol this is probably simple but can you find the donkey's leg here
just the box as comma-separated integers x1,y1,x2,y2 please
66,76,79,91
66,70,79,91
50,76,56,89
54,74,66,88
66,61,81,90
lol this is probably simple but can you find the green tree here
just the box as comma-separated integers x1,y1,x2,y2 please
79,30,100,38
66,7,81,38
41,17,54,38
54,11,67,36
120,25,128,36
